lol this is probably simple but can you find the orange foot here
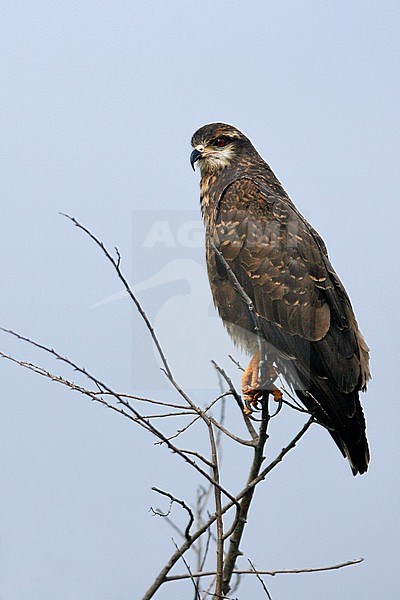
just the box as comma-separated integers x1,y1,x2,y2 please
241,352,263,415
271,388,283,402
241,353,283,415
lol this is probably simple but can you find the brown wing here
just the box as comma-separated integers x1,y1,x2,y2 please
208,177,370,473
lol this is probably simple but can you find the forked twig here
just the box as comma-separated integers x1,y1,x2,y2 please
151,487,194,541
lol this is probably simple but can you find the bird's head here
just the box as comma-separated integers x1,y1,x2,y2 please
190,123,254,176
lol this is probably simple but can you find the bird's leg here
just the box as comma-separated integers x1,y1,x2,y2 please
242,352,283,415
242,352,262,414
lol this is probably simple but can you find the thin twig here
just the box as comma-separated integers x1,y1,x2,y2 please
159,393,230,444
278,376,308,411
228,355,244,372
164,557,364,583
0,353,146,427
248,558,273,599
164,556,364,582
200,576,217,600
208,416,255,447
180,449,215,469
138,410,196,419
150,503,173,518
94,392,191,411
211,360,258,441
252,417,314,485
281,398,309,413
172,538,201,600
200,528,213,572
211,361,245,410
152,488,194,541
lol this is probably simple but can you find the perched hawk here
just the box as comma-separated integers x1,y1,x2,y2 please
191,122,371,475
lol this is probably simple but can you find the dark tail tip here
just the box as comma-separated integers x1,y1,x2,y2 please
347,438,370,476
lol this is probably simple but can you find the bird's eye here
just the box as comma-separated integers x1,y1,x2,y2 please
214,138,227,147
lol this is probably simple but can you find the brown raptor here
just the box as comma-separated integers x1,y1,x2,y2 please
191,122,371,475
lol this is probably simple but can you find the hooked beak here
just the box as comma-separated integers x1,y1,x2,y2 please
190,148,202,171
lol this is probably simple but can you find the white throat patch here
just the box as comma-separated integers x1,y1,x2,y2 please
197,146,235,175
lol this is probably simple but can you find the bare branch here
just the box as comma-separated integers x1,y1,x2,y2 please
60,213,175,381
3,332,314,600
114,246,121,268
211,360,258,441
150,503,173,518
159,393,230,444
0,329,240,509
152,488,194,541
248,559,273,599
143,410,313,599
0,353,146,427
211,361,244,410
163,557,364,582
208,416,255,447
1,216,327,600
98,393,194,411
222,396,270,594
179,449,215,470
252,416,314,485
138,411,196,420
200,528,213,572
60,214,234,460
172,538,201,600
228,355,244,372
200,576,217,600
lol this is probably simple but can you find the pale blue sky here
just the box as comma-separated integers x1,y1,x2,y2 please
0,2,399,599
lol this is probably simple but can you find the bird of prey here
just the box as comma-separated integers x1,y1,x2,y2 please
190,122,371,475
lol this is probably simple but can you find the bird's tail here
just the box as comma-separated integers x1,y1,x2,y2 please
296,382,370,476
